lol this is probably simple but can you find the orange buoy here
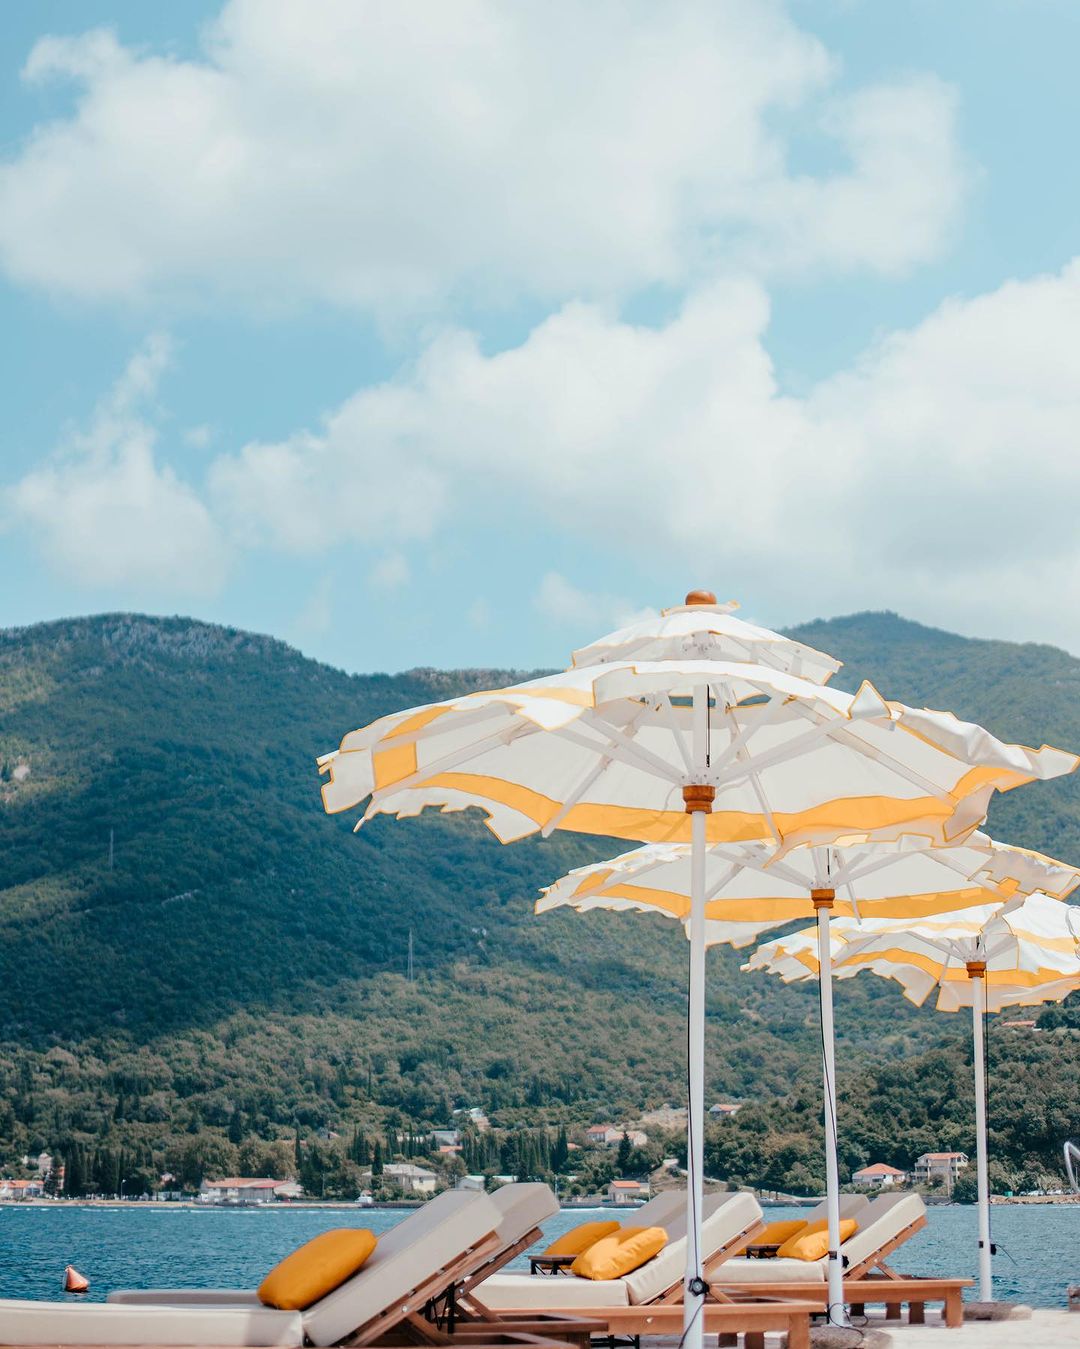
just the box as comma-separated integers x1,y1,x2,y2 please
64,1265,89,1293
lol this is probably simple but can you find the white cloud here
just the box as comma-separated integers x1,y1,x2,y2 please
535,573,656,633
3,336,229,595
369,552,410,592
293,572,334,638
204,261,1080,651
0,1,964,312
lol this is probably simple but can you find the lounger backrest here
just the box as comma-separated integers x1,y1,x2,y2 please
801,1194,870,1226
302,1188,501,1347
489,1182,559,1245
626,1191,687,1230
837,1192,926,1274
623,1190,763,1305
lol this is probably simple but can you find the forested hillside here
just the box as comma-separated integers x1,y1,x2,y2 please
0,610,1076,1197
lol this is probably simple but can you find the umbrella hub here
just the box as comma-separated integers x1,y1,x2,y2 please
811,887,836,910
682,784,716,813
966,960,987,978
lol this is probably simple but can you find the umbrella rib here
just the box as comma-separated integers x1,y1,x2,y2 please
787,700,957,802
659,693,694,774
540,705,655,835
705,693,792,776
573,711,685,783
367,716,538,802
709,717,840,790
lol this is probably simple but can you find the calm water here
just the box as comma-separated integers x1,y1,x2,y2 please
0,1201,1075,1308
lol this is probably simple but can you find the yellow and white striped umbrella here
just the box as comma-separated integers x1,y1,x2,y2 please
317,590,1077,1337
744,893,1080,1302
745,892,1080,1012
536,832,1080,949
320,660,1076,849
570,595,841,683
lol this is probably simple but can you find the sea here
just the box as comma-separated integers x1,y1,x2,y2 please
0,1202,1075,1308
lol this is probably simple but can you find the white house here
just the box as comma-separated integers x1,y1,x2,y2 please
607,1179,650,1204
912,1152,969,1191
852,1162,907,1188
380,1163,438,1195
586,1126,648,1148
0,1179,44,1200
198,1178,291,1205
708,1104,742,1118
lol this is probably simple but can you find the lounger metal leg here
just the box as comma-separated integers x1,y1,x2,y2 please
849,1304,865,1318
745,1332,766,1349
885,1302,902,1321
717,1335,738,1347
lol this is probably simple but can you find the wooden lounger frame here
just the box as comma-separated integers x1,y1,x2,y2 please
461,1298,817,1349
713,1213,972,1328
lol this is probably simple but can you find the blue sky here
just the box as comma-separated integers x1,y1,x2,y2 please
3,1,1080,674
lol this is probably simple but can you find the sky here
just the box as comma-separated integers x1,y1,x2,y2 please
3,0,1080,675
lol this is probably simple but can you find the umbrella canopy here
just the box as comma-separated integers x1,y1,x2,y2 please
743,893,1080,1008
536,832,1080,948
746,895,1080,1303
569,594,841,683
537,833,1079,1321
320,661,1075,848
317,592,1077,1339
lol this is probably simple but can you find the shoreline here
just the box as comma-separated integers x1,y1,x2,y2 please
0,1195,1077,1210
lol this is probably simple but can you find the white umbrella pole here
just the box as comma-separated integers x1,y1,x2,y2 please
681,685,714,1349
813,889,847,1327
969,962,993,1302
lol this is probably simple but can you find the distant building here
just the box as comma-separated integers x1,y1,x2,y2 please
432,1130,461,1147
457,1175,486,1192
1002,1020,1038,1030
379,1163,438,1195
21,1153,52,1178
852,1163,907,1189
608,1179,650,1204
0,1179,44,1200
912,1153,968,1191
586,1126,648,1148
198,1178,295,1205
454,1107,490,1131
709,1104,742,1118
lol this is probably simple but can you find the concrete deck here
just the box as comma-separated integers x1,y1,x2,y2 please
637,1309,1080,1347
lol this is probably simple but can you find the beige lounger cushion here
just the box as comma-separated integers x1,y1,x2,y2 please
479,1188,764,1310
719,1256,828,1283
623,1189,761,1304
110,1188,504,1345
109,1289,265,1306
0,1299,303,1346
489,1181,560,1244
834,1192,925,1271
719,1192,927,1288
303,1187,503,1346
475,1272,632,1309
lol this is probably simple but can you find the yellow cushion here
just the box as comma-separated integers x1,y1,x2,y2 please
777,1218,858,1262
258,1228,378,1309
571,1225,667,1280
758,1219,807,1246
543,1220,621,1256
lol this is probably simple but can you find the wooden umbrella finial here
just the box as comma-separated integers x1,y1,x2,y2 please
684,589,717,606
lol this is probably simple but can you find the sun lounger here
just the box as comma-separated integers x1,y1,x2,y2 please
472,1188,765,1312
0,1188,538,1346
715,1192,971,1327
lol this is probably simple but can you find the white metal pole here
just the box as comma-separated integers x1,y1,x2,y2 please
681,684,713,1349
969,964,993,1302
814,890,847,1327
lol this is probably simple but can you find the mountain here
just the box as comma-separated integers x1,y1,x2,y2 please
0,609,1076,1195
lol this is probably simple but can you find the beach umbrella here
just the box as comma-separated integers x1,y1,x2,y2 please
569,595,841,683
318,590,1077,1342
537,833,1080,1321
745,894,1080,1304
